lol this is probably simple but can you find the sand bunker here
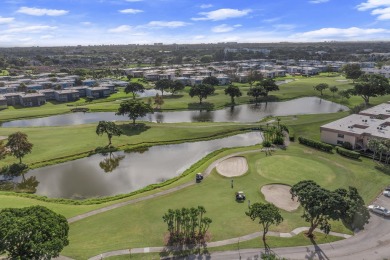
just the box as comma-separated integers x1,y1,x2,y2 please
261,184,300,212
216,156,248,177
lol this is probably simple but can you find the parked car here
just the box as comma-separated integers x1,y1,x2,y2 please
235,191,246,201
368,205,390,217
383,190,390,197
385,186,390,192
195,173,203,183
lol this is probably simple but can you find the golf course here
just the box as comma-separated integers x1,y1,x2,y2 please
1,74,390,259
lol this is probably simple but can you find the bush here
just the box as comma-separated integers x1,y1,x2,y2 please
262,140,272,147
298,137,333,152
342,142,353,150
336,147,360,159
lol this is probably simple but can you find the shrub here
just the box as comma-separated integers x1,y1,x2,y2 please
342,142,353,150
262,140,272,147
336,147,360,159
298,137,333,152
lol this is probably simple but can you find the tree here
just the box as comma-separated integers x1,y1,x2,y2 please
0,141,7,160
154,93,164,109
96,121,122,147
258,78,279,97
329,86,338,97
247,70,263,89
336,187,370,230
189,84,215,104
6,132,33,164
0,206,69,259
125,82,145,99
341,64,363,83
200,55,213,63
247,85,266,104
246,203,283,248
224,85,242,104
116,99,153,125
290,180,346,237
338,89,351,100
202,76,219,86
351,74,390,105
155,79,172,97
170,80,185,95
313,83,329,96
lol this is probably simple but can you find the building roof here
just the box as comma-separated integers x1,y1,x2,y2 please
359,102,390,117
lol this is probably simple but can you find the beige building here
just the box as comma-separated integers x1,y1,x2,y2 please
320,102,390,150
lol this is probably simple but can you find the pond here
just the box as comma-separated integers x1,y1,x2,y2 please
2,97,347,127
22,132,262,199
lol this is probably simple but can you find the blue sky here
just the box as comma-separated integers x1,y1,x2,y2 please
0,0,389,46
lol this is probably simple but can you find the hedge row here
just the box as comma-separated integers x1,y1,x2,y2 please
336,147,361,159
298,137,333,152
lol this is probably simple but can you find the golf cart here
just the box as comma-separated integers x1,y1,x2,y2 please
236,191,246,201
196,173,204,183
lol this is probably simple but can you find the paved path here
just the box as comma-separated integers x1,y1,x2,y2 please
68,148,271,223
87,227,351,259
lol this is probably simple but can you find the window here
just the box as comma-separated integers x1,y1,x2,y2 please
337,140,344,145
337,134,344,138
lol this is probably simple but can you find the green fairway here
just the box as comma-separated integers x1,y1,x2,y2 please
61,143,389,259
0,122,255,168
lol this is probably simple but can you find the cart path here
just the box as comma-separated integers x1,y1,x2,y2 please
87,227,351,260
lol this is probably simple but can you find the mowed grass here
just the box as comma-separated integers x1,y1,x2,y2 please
62,143,389,259
2,74,389,122
0,122,255,167
106,232,343,260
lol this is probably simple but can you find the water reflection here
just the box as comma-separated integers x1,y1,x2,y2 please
98,152,125,173
0,176,39,193
25,132,262,199
1,97,348,127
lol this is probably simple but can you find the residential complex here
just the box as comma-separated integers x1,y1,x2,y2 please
321,102,390,150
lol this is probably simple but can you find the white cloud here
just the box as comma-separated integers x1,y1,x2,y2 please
192,8,252,21
357,1,390,20
273,24,296,30
309,0,329,3
357,0,390,11
211,24,235,33
5,25,57,33
81,22,92,26
119,9,143,14
371,7,390,20
292,27,389,39
125,0,143,2
0,16,15,24
16,7,69,16
146,21,190,28
40,35,54,39
200,4,213,9
108,25,132,33
263,17,281,23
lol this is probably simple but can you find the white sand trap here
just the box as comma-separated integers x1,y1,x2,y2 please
261,184,300,212
216,156,248,177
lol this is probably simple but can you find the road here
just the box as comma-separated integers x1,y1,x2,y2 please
184,193,390,260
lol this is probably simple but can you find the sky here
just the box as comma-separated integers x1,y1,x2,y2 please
0,0,389,47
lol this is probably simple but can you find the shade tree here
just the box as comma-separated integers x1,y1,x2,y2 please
313,83,329,96
224,84,242,104
246,203,283,249
96,121,122,147
0,206,69,259
155,79,173,96
189,84,215,104
170,80,185,95
202,76,219,86
125,82,145,99
350,74,390,105
247,85,266,104
116,99,154,125
6,132,33,164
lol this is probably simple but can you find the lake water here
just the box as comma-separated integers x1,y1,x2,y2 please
23,132,262,199
2,97,347,127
